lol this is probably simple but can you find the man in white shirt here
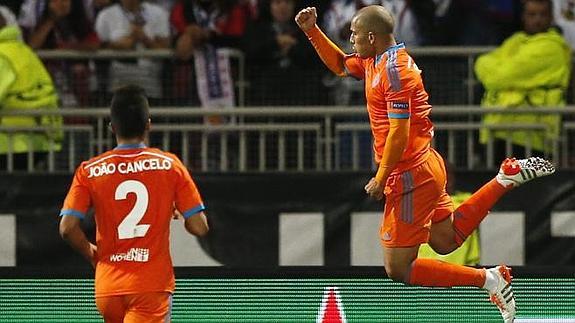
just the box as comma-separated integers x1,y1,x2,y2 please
95,0,171,99
553,0,575,48
0,5,19,28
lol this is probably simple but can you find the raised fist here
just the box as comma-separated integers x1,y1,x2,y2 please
295,7,317,32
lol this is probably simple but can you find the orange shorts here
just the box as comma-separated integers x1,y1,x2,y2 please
96,292,172,323
380,149,455,247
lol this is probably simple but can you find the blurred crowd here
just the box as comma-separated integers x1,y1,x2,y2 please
1,0,574,170
1,0,574,108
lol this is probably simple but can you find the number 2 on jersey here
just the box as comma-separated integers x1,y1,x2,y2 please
115,180,150,239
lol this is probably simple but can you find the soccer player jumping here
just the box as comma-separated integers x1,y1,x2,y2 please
296,5,555,323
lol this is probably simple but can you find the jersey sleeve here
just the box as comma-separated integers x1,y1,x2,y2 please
384,62,418,120
60,165,91,219
173,158,205,219
344,54,365,80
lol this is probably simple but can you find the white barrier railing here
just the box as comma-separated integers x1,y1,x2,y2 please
0,106,573,173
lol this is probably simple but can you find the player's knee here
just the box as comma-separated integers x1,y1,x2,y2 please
432,243,457,255
384,264,408,283
429,239,458,255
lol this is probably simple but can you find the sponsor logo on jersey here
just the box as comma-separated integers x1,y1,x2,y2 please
110,248,150,262
392,102,409,110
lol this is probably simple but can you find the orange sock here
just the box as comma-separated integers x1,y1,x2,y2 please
452,178,511,245
408,258,486,288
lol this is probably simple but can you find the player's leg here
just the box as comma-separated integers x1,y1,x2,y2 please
95,296,126,323
381,156,445,283
383,245,419,282
427,191,458,255
423,155,556,323
418,224,517,323
405,186,516,320
450,157,555,246
386,153,487,288
123,292,172,323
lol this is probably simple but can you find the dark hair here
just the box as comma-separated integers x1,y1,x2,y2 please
110,85,150,139
522,0,552,11
0,12,5,29
182,0,235,26
39,0,93,48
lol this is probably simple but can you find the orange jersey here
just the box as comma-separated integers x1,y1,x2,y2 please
60,143,205,297
344,43,434,174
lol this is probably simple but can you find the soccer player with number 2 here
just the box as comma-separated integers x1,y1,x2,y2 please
296,5,555,323
59,85,208,323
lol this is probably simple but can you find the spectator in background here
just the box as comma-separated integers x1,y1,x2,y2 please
553,0,575,130
170,0,253,106
0,12,62,170
243,0,322,169
243,0,320,105
18,0,102,30
553,0,575,48
151,0,178,13
20,0,113,105
0,5,19,27
432,0,494,45
95,0,171,102
170,0,253,168
0,5,23,41
2,1,23,16
475,0,571,163
484,0,518,43
420,0,516,46
322,0,377,105
323,0,369,52
25,0,100,107
88,0,112,20
380,0,436,46
322,0,376,169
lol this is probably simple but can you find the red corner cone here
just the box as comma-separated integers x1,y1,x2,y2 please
316,287,347,323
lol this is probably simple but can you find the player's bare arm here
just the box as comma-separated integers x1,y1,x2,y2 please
296,7,347,77
184,211,209,236
59,216,97,268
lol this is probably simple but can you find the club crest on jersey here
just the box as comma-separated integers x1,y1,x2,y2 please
392,102,409,110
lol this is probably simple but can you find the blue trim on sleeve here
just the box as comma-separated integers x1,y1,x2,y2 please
388,112,410,119
386,50,402,92
182,204,206,219
385,43,405,53
59,209,86,219
375,53,384,65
